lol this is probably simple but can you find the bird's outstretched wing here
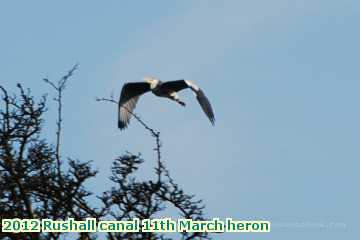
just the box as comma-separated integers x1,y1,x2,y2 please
162,80,215,125
160,80,189,92
118,82,151,129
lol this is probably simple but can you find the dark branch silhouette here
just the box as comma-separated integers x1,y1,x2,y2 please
44,63,78,184
0,67,101,240
0,67,211,240
97,95,210,240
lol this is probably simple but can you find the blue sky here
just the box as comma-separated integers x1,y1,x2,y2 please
1,0,359,239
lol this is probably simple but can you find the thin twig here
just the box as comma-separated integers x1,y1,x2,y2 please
95,97,159,136
96,96,163,181
44,63,78,188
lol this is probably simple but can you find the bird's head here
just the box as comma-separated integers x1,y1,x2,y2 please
143,76,160,89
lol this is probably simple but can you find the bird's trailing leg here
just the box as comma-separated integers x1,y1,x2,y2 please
177,100,186,106
170,92,186,106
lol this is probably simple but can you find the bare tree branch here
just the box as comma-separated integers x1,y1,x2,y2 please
1,66,102,240
43,63,78,188
1,67,211,239
97,94,210,240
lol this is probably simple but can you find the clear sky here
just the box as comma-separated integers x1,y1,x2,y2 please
1,0,359,239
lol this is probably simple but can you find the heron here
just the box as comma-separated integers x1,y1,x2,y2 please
118,76,215,130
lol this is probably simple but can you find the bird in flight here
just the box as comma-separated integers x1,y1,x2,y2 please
118,76,215,130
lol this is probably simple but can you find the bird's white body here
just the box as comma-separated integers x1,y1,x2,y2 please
145,77,184,105
144,77,160,90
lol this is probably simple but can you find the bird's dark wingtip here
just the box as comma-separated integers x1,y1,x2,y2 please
118,121,127,130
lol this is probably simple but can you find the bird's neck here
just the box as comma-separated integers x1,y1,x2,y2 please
150,80,161,90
